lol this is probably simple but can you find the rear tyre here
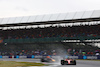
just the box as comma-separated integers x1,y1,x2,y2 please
61,60,64,65
74,60,76,65
41,59,44,62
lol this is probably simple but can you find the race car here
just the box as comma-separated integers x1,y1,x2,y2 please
41,56,55,62
61,58,76,65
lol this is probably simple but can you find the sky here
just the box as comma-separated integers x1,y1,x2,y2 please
0,0,100,18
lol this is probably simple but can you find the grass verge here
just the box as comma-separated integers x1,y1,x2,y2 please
0,61,48,67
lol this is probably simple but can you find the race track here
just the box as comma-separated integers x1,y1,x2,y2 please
0,58,100,67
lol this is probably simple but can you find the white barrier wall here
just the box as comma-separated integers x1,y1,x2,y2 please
0,55,99,59
87,56,97,59
34,56,42,59
69,56,78,59
2,56,9,58
19,56,27,58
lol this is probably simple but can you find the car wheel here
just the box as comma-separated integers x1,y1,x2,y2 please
61,60,64,65
41,59,44,62
74,60,76,65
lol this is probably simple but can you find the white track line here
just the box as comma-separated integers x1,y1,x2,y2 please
17,64,60,67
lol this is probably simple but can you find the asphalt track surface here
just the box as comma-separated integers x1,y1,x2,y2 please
0,58,100,67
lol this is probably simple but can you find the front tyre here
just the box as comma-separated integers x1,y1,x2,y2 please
61,60,64,65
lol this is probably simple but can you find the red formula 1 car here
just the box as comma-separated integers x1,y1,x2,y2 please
61,58,76,65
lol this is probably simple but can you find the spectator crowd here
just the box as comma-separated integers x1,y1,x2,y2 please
0,24,100,40
0,48,99,56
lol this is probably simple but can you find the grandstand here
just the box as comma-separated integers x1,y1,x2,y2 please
0,10,100,56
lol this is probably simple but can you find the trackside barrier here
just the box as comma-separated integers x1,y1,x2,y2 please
69,56,78,59
0,56,2,58
87,56,97,59
27,55,31,58
78,56,98,59
97,56,100,59
32,55,35,58
78,56,83,59
9,56,12,58
16,55,19,58
34,55,42,59
2,56,9,58
0,55,100,59
83,56,87,59
19,56,27,58
52,56,60,59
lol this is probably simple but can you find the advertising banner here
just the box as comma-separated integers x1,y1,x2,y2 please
19,56,27,58
87,56,97,59
34,55,42,59
2,56,9,58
